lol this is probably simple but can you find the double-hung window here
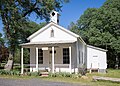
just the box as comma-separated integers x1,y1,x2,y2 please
38,49,43,64
63,48,69,64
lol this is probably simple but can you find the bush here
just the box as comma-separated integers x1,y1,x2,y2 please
27,72,40,76
71,74,81,78
49,72,57,77
49,72,72,78
13,66,21,71
0,70,20,76
48,72,81,78
59,72,71,77
30,72,39,76
0,63,5,69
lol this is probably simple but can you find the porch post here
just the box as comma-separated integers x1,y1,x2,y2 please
36,47,38,72
21,47,23,74
52,46,55,73
69,46,72,74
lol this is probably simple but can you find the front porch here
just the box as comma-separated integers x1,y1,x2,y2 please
20,42,78,74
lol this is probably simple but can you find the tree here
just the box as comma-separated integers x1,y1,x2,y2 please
0,33,4,45
14,21,46,64
0,0,69,67
0,33,9,63
70,0,120,68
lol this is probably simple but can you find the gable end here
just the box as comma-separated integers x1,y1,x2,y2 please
27,22,80,41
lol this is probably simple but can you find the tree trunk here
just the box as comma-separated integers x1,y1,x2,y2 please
11,50,15,69
115,55,119,69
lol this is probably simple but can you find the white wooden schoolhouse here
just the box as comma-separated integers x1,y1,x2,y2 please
20,11,107,74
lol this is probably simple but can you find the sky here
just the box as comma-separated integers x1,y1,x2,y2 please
0,0,106,35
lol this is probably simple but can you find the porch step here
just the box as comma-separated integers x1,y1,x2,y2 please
40,72,49,77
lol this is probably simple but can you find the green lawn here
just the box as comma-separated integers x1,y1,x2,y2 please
87,69,120,78
0,69,120,86
42,69,120,86
42,77,120,86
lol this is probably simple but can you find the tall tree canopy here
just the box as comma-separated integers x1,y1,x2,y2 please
0,0,69,58
14,21,46,64
70,0,120,68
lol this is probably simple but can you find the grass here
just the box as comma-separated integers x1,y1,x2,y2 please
0,69,120,86
38,69,120,86
87,69,120,78
42,77,120,86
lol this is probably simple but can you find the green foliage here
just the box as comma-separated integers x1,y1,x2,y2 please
0,33,9,63
70,0,120,68
48,72,81,78
0,33,4,45
0,0,69,66
14,48,20,63
21,22,47,43
13,66,21,71
27,72,40,76
0,70,20,76
0,69,120,86
23,49,30,64
14,22,46,64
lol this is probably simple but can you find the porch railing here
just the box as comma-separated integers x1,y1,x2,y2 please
23,64,70,72
54,64,69,67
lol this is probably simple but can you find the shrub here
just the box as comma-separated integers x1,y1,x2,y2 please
26,72,40,76
31,72,39,76
49,72,57,77
12,70,20,75
58,72,71,77
13,66,21,71
49,72,72,78
0,70,9,75
71,74,81,78
0,70,20,76
27,72,31,76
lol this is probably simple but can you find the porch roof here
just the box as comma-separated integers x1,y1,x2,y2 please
20,40,76,46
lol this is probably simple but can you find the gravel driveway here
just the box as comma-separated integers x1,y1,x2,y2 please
0,78,88,86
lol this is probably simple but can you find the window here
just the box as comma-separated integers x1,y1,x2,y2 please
50,29,54,37
57,14,59,24
79,51,84,64
79,51,80,64
49,50,56,54
52,12,55,16
38,49,43,64
81,52,83,64
63,48,69,64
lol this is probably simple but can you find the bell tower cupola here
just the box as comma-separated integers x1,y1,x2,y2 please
50,10,60,24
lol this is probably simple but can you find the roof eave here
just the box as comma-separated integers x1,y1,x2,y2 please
27,22,52,40
78,37,86,45
27,22,81,41
87,45,108,52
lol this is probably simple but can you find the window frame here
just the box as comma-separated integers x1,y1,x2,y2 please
38,49,43,64
50,29,54,37
63,48,69,64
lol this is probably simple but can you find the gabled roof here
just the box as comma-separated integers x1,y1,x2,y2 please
27,22,79,40
87,45,108,52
